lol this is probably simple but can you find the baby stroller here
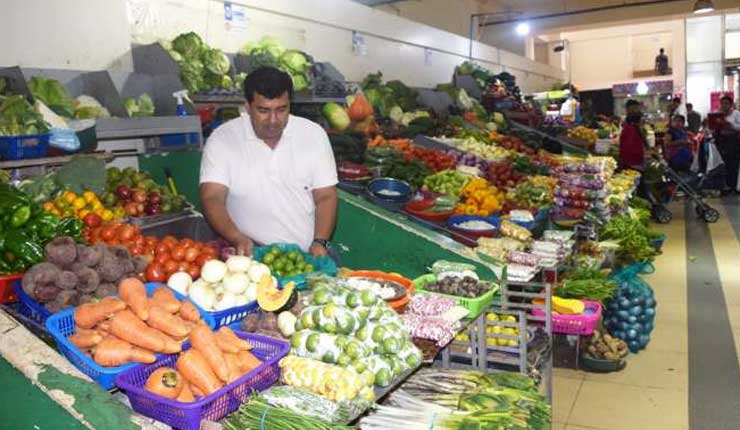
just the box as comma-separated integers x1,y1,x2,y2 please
690,130,727,194
643,151,720,224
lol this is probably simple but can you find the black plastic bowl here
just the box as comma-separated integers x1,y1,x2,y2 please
580,353,627,373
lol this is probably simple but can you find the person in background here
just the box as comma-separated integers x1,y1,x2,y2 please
619,99,648,171
666,115,693,172
668,97,682,124
717,96,740,193
686,103,702,134
199,67,338,256
655,48,669,75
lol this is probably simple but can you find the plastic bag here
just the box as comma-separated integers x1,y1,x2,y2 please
48,128,80,152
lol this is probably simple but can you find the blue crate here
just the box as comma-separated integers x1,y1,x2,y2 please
14,280,52,327
0,133,50,160
45,282,215,390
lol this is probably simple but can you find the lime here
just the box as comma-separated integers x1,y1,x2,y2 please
283,261,294,272
355,325,369,341
263,253,275,265
406,352,421,368
321,351,336,364
304,264,315,273
270,246,281,256
312,287,332,305
352,360,367,374
337,353,352,367
306,333,320,352
345,292,360,308
383,338,400,354
322,321,337,334
288,251,302,262
372,326,387,343
374,368,392,387
290,332,303,349
345,341,364,359
335,335,349,348
300,312,314,330
322,303,338,318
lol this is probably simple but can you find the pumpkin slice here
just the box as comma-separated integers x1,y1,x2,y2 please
256,276,296,312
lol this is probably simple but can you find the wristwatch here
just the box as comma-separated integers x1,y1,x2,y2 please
312,238,330,249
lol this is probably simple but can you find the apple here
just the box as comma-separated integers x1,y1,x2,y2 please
116,185,132,200
148,191,161,205
132,189,147,203
124,201,139,216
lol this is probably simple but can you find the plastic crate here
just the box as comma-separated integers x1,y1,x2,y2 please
14,280,52,326
0,133,50,160
253,243,337,290
44,283,215,389
0,274,22,304
115,332,289,430
412,274,498,319
532,300,602,336
167,286,259,329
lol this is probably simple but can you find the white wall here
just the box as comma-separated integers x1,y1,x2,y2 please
0,0,133,70
0,0,563,93
542,19,685,92
375,0,481,38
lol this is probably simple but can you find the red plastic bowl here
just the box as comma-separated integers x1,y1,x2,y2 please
0,274,22,304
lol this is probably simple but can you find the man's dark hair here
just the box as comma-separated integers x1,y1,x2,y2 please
625,99,640,109
660,48,664,53
243,67,293,103
721,95,734,104
673,114,685,123
686,103,693,110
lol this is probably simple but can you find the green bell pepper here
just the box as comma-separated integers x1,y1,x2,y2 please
57,216,83,240
2,229,44,266
26,212,60,242
0,184,33,229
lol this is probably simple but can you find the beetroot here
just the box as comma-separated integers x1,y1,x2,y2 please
45,236,77,267
57,271,79,290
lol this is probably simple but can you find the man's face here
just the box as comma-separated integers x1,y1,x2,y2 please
721,100,733,113
246,92,290,142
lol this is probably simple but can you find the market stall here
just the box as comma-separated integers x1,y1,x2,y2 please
0,27,673,430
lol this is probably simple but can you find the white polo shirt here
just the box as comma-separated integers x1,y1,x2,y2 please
199,114,337,251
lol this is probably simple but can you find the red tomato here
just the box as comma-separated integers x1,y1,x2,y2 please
131,245,145,256
155,252,171,266
184,247,199,263
100,225,117,241
194,254,212,268
133,235,146,248
116,224,136,241
144,236,158,247
170,245,186,261
155,242,170,256
186,264,200,280
145,263,167,283
162,235,178,246
177,261,190,272
180,238,195,249
164,260,179,276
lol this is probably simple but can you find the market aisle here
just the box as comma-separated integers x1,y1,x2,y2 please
553,202,689,430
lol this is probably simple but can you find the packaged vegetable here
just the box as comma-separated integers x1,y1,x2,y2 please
500,220,532,242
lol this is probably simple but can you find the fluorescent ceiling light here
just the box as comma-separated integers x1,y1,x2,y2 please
693,0,715,14
516,22,530,36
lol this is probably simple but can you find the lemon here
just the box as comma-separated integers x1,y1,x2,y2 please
63,191,77,203
82,191,97,203
504,315,517,323
72,197,86,210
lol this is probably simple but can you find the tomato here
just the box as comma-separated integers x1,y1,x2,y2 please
164,260,179,276
170,245,186,261
117,224,136,241
144,247,156,258
177,261,191,273
155,242,170,256
180,238,195,249
162,235,178,247
145,263,167,283
186,264,200,280
184,247,199,263
155,252,171,266
133,235,146,248
131,245,145,256
195,254,212,268
201,248,218,260
144,236,158,247
100,225,117,241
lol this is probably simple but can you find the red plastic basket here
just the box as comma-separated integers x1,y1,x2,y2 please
115,332,289,430
532,300,602,336
0,274,22,304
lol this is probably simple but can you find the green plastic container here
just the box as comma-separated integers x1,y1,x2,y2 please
412,274,498,319
253,243,337,290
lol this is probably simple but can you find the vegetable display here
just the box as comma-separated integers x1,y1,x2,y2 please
453,177,504,216
167,32,234,94
558,267,617,302
0,94,50,136
599,213,660,264
422,275,492,299
279,355,375,402
240,36,313,92
584,329,629,361
423,169,469,197
123,94,155,117
224,397,355,430
259,385,372,425
603,268,657,353
104,166,186,217
43,189,117,223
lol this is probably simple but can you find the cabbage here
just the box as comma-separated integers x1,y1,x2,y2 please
291,74,309,92
73,95,110,119
28,76,75,118
241,36,286,58
172,32,204,58
201,48,231,75
124,94,155,117
205,72,233,89
0,95,50,136
179,59,205,93
389,106,403,124
279,50,309,73
322,102,350,132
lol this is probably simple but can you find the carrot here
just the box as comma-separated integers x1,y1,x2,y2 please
145,367,183,399
190,325,230,382
176,349,223,395
150,287,181,313
154,330,182,354
179,301,200,322
148,306,189,338
74,297,126,329
93,336,156,367
96,320,111,334
176,382,195,403
236,350,262,373
69,331,104,349
109,310,165,352
223,353,243,382
119,278,149,321
215,326,252,353
190,383,205,398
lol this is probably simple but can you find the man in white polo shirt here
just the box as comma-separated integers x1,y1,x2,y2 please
199,67,338,256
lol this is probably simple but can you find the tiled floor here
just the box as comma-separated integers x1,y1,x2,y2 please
552,205,689,430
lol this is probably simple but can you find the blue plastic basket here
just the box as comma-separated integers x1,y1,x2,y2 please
0,133,50,160
170,289,259,329
253,243,337,290
44,283,215,390
14,280,52,327
115,331,289,430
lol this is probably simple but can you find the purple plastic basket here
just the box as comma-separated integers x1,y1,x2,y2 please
115,332,289,430
13,280,52,327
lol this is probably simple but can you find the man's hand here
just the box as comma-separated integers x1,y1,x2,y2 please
309,242,328,257
234,235,254,256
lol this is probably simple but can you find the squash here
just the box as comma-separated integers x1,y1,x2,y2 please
256,276,296,312
347,92,373,121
